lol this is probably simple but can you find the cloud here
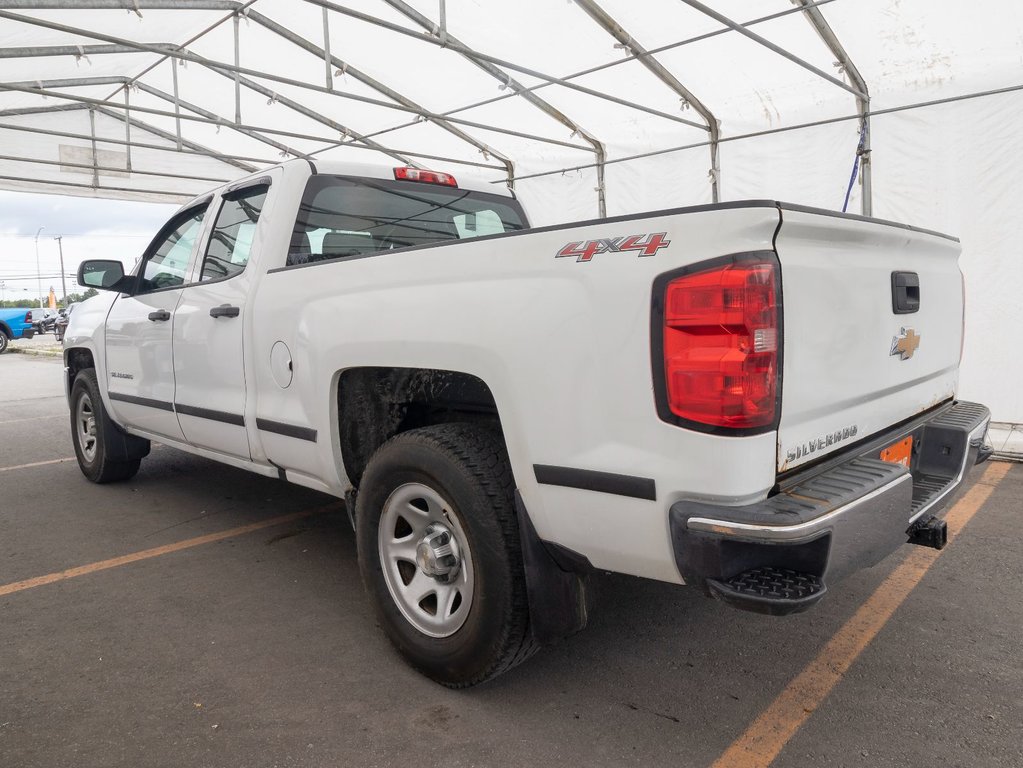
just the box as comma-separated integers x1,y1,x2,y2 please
0,191,178,301
0,190,177,237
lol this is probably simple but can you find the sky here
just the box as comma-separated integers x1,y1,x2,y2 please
0,190,178,306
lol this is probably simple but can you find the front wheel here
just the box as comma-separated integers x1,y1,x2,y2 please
70,369,145,483
356,423,536,687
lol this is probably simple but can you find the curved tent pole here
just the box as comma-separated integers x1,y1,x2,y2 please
0,113,275,168
132,80,311,162
573,0,721,202
0,80,349,163
304,1,708,132
792,0,872,217
0,97,258,173
410,0,841,126
0,12,590,166
678,0,863,98
0,82,505,170
361,0,840,148
97,107,260,173
0,148,231,184
380,0,608,216
242,8,516,188
198,65,418,168
0,44,588,155
0,9,419,168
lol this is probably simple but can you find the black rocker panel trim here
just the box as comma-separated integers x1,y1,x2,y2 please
534,464,656,501
107,391,174,412
175,403,245,427
256,418,318,442
108,393,245,427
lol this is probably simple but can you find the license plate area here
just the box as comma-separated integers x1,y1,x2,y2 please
880,435,913,468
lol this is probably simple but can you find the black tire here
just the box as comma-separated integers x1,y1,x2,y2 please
70,369,146,483
356,423,537,687
0,331,8,354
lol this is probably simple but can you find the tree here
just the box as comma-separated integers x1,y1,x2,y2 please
61,288,99,305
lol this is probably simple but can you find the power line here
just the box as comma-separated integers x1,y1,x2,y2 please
0,233,156,238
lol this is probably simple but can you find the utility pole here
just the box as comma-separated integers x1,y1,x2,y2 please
54,236,68,308
0,280,5,304
34,226,44,309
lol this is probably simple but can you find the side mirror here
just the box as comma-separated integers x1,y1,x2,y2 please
77,260,130,293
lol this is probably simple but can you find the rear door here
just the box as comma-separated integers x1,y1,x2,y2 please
172,181,270,459
774,207,963,472
105,201,209,440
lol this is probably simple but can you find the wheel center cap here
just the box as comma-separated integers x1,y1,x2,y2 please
415,522,461,583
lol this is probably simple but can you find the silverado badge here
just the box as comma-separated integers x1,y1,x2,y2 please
890,327,921,360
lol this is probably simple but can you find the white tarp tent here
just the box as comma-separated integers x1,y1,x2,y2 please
1,0,1021,452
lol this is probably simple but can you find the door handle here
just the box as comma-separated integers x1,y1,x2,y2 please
147,310,171,322
210,304,240,318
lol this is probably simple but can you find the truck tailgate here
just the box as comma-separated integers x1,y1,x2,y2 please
775,206,963,473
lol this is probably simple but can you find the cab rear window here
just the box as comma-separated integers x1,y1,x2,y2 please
287,176,526,266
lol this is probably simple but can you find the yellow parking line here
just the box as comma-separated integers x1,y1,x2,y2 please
0,457,76,473
0,504,339,598
710,460,1012,768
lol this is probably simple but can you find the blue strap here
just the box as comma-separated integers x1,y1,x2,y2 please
842,122,868,213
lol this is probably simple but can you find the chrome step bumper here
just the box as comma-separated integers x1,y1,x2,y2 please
669,400,992,615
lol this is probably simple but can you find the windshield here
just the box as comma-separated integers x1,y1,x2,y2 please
287,175,528,266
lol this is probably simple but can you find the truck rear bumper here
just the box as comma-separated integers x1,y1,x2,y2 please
669,401,992,616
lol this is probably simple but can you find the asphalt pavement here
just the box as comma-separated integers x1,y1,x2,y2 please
1,353,1020,768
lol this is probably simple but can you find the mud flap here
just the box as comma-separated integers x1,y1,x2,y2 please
514,491,590,645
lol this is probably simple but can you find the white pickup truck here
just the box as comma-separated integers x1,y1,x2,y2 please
65,159,992,686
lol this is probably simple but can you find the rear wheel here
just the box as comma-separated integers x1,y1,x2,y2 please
70,369,145,483
356,423,536,687
0,332,8,354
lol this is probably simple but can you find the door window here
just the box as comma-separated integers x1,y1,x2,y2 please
199,184,269,282
137,204,208,294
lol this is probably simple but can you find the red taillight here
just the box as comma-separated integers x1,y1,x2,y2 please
661,260,779,429
393,166,457,187
25,311,32,322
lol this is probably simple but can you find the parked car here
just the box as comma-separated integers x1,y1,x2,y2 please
32,308,59,334
64,159,992,686
54,303,79,342
0,307,36,353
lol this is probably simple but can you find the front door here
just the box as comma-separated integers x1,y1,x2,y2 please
172,182,270,459
105,202,209,440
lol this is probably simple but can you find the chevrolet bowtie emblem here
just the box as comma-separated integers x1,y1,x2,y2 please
890,327,921,360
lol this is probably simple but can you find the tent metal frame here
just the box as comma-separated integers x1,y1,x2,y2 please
0,0,874,215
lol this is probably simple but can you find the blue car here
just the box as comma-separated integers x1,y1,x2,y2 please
0,307,37,354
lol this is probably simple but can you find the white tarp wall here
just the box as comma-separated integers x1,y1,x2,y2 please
1,0,1021,447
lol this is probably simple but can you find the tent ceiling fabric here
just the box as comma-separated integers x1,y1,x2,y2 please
0,0,982,210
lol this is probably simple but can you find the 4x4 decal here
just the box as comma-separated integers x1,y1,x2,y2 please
555,232,671,262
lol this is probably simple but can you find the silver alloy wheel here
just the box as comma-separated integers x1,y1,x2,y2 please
378,482,475,638
76,391,98,463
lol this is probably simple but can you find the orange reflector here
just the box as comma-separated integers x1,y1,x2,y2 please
880,436,913,468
